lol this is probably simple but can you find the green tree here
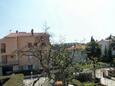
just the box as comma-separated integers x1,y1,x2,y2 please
86,36,101,82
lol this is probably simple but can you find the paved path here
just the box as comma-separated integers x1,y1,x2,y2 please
24,78,36,86
23,77,50,86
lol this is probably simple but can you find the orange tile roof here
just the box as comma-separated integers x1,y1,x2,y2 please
66,44,86,50
5,32,46,38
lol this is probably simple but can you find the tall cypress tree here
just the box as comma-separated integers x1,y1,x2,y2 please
86,36,101,82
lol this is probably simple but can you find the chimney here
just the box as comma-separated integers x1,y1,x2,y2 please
16,30,18,33
31,29,34,35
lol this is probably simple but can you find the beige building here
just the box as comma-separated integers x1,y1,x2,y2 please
0,30,49,75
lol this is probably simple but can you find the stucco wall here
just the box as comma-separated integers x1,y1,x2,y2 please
0,33,49,72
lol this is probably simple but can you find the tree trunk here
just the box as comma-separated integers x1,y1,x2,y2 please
32,78,39,86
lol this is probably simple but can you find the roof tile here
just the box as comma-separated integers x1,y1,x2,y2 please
5,32,45,38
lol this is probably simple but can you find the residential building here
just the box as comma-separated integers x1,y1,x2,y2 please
0,30,49,75
98,39,110,57
98,35,115,58
66,43,87,62
52,43,87,63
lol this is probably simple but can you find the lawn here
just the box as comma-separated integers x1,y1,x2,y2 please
3,74,24,86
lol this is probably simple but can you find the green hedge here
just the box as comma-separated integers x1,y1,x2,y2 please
3,74,24,86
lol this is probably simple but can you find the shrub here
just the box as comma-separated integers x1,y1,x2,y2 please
71,79,82,86
3,74,24,86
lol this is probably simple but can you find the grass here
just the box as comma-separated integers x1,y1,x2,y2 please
3,74,24,86
84,82,95,86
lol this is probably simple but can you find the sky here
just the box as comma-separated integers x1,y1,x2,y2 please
0,0,115,43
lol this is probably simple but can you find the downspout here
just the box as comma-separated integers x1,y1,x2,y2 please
0,42,3,76
16,31,19,65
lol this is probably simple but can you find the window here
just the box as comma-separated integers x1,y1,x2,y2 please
40,36,44,41
19,66,23,71
13,66,19,72
28,43,32,48
112,47,115,50
23,65,28,70
11,56,14,58
28,65,33,70
2,55,7,64
34,43,38,46
41,42,46,47
1,43,6,53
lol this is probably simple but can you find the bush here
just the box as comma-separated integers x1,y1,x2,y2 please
71,79,82,86
3,74,24,86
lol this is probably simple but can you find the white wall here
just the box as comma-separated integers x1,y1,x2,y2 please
96,68,115,86
101,77,115,86
98,40,110,56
